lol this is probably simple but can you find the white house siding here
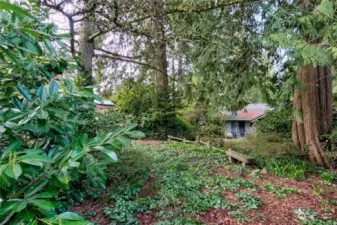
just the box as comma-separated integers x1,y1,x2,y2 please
225,121,231,132
245,121,251,134
224,121,253,137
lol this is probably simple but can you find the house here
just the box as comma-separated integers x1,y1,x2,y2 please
224,103,273,138
94,99,114,111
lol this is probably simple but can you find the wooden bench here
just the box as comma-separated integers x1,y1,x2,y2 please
226,150,254,167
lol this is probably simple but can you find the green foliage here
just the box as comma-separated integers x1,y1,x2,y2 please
197,123,224,147
263,183,297,199
111,79,156,120
320,171,336,184
254,109,292,138
227,133,300,158
113,80,195,139
235,192,263,209
256,157,307,179
102,142,266,224
256,156,327,180
0,3,143,224
266,0,337,67
212,174,257,191
83,110,129,137
293,209,337,225
106,148,152,188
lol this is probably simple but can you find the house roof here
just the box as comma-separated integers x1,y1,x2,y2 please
227,110,265,121
226,103,273,121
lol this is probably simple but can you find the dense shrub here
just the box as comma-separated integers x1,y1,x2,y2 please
83,110,129,137
112,80,195,139
254,109,292,138
197,123,224,147
0,4,143,224
225,133,300,158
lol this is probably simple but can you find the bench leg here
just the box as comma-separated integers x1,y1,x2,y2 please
229,157,233,163
242,162,246,168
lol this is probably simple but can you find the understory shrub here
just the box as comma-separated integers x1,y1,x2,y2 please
84,110,129,137
197,123,224,147
224,133,300,158
254,109,292,138
106,148,152,188
112,80,195,139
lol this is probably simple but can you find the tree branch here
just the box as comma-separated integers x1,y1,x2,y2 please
95,48,142,59
94,53,163,73
88,0,259,41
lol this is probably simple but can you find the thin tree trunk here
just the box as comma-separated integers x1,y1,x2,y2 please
151,0,169,106
79,0,95,86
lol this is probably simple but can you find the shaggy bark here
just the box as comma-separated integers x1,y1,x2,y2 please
292,64,331,165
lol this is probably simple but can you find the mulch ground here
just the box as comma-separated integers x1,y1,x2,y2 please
70,199,111,225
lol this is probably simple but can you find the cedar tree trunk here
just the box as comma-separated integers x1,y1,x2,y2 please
292,64,332,165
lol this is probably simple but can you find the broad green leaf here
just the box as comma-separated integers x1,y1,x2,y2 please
20,154,54,166
37,110,49,120
12,199,27,213
63,79,73,92
25,179,49,198
0,200,27,216
11,96,24,110
55,33,72,39
21,28,52,38
37,86,47,102
4,121,18,129
76,90,102,101
43,39,56,55
124,130,145,139
79,134,88,146
124,123,138,132
5,164,22,179
0,2,36,20
49,81,58,96
102,150,118,162
17,85,32,102
30,192,55,199
59,212,84,220
2,140,21,159
57,172,71,184
87,136,104,146
46,107,69,118
20,154,54,163
68,159,80,168
70,148,85,160
116,136,131,146
102,127,127,143
0,125,5,134
29,199,55,210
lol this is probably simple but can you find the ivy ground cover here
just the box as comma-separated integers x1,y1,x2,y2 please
72,141,337,225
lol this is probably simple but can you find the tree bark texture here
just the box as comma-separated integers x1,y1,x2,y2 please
151,0,169,106
292,64,332,164
79,0,95,85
